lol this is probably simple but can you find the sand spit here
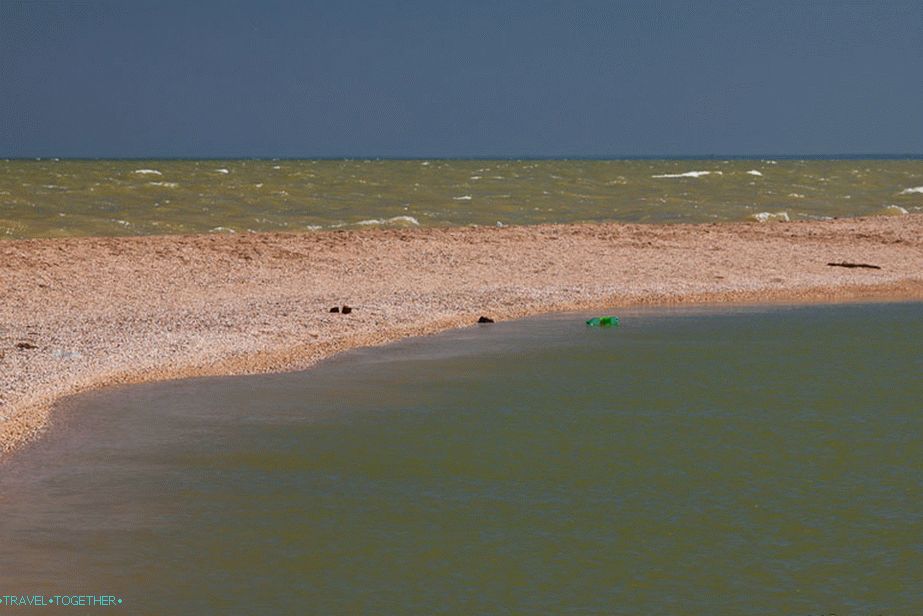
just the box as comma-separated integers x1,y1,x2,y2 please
2,216,922,455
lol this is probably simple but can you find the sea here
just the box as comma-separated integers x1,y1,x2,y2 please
1,157,921,238
2,158,922,612
1,302,922,613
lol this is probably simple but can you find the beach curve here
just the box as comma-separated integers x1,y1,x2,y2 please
2,215,922,457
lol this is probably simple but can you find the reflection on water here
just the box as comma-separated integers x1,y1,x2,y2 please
1,302,922,613
1,158,922,237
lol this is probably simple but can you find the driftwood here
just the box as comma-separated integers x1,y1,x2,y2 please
827,261,882,270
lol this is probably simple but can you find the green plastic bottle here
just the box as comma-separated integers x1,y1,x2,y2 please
586,316,620,327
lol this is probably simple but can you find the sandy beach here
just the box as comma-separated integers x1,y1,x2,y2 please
1,215,922,455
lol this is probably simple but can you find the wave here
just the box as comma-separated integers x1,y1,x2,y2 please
651,171,718,179
453,195,473,201
751,211,790,223
214,168,230,174
147,181,178,188
899,186,923,195
746,170,763,176
355,215,420,227
882,205,909,215
133,169,162,176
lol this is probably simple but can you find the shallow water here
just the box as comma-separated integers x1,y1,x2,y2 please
1,158,921,237
1,302,922,613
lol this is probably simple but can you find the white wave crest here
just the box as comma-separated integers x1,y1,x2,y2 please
746,170,763,176
355,215,420,226
900,186,923,195
651,171,716,179
148,181,178,188
788,193,805,199
453,195,473,201
751,211,790,223
209,226,236,233
215,168,230,174
882,205,909,215
133,169,162,175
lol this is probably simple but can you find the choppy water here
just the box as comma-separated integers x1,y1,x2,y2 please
1,302,922,613
1,158,921,238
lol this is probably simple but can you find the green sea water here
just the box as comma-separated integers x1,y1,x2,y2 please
1,302,921,613
1,159,921,238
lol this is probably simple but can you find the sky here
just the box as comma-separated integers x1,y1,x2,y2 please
1,0,921,158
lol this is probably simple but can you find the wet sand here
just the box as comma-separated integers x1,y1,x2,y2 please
2,215,922,455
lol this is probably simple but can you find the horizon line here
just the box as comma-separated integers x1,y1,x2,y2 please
4,153,923,162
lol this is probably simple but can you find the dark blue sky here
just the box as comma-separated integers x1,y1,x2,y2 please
1,0,921,157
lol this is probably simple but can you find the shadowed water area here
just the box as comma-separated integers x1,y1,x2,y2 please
1,302,922,613
1,159,921,238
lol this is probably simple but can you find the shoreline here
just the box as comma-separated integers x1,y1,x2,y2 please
2,216,922,456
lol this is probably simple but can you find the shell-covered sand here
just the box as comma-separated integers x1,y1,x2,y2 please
2,216,922,455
